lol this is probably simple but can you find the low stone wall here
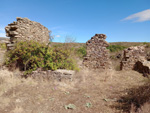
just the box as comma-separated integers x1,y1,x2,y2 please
5,17,50,50
120,46,146,70
83,34,111,69
25,69,75,81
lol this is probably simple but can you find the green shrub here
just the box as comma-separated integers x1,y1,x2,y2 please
143,42,148,45
107,45,127,52
143,42,150,48
52,43,86,59
0,43,6,50
5,41,79,74
76,45,86,58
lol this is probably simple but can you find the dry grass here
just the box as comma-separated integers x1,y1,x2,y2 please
0,41,150,113
110,42,150,47
0,49,5,66
114,81,150,113
130,102,150,113
0,68,148,113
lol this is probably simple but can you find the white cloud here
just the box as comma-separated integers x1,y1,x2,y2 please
55,35,61,38
122,9,150,22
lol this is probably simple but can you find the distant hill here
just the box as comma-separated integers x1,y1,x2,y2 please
0,37,8,40
0,37,149,47
110,42,150,47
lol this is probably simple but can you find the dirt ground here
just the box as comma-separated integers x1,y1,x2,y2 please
0,67,147,113
0,49,5,66
0,45,149,113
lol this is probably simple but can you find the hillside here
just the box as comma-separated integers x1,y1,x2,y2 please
0,37,7,40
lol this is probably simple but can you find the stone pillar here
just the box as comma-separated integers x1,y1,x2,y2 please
83,34,111,69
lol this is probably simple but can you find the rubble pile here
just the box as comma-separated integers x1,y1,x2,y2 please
26,69,75,81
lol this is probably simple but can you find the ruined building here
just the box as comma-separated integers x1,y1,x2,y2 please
121,46,150,77
120,46,146,70
5,17,50,50
83,34,111,69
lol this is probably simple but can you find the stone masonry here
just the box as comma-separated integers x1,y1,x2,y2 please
83,34,111,69
120,46,150,77
5,17,50,50
25,69,75,81
134,60,150,77
120,46,146,70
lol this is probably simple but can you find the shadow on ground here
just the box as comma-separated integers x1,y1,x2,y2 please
112,82,150,112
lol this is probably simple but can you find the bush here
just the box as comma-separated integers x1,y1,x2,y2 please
0,43,6,50
5,41,79,74
76,45,86,58
52,43,86,59
107,45,127,52
142,42,150,48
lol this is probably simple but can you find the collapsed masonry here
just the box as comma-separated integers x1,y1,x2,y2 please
134,61,150,77
25,69,75,81
5,17,50,50
120,46,146,70
146,52,150,61
83,34,111,69
121,46,150,77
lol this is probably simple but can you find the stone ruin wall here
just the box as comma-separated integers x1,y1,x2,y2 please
120,46,146,70
121,46,150,76
83,34,111,69
134,60,150,77
5,17,50,50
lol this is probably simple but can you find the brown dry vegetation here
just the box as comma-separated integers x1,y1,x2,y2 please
0,68,149,113
0,42,150,113
0,49,6,67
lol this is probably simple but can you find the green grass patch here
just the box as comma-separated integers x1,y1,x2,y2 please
142,42,150,48
76,45,86,58
0,43,6,50
107,45,127,52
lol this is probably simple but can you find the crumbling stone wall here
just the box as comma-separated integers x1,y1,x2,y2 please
120,46,146,70
24,69,75,81
134,61,150,77
146,52,150,61
5,17,50,50
83,34,111,69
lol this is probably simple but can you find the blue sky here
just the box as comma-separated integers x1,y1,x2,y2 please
0,0,150,43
